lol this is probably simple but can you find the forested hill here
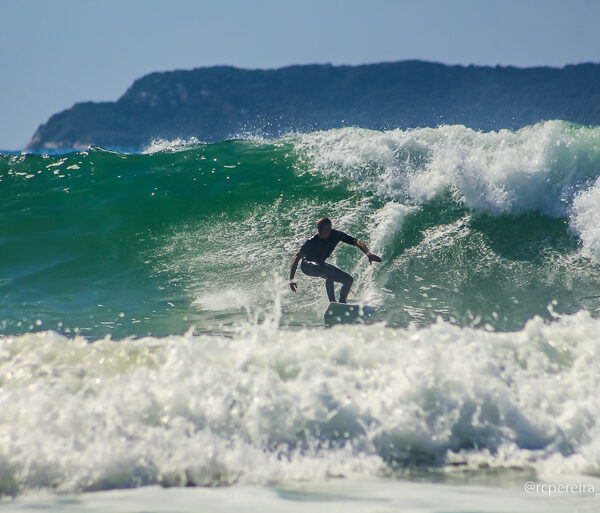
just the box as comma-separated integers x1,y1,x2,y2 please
27,60,600,149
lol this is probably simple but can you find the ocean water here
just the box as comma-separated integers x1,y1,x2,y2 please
1,121,600,510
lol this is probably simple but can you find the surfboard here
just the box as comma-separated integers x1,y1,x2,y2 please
324,302,376,326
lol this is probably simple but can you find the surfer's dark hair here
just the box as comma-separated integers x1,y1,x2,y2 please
317,217,332,230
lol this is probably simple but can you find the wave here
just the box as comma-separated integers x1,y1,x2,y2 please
2,121,600,339
1,305,600,495
3,122,600,496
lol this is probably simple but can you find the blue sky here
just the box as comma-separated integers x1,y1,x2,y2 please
1,0,599,149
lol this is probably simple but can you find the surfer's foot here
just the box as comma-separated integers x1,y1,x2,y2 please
339,299,347,303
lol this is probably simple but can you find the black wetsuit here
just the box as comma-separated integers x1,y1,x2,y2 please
299,229,356,302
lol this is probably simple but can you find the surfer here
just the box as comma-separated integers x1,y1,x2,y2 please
289,217,382,303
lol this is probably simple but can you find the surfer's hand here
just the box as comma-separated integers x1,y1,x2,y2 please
367,253,382,265
290,281,298,292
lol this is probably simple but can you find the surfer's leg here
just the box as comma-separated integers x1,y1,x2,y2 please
323,263,353,303
315,262,336,301
300,260,336,301
324,267,336,302
337,269,353,303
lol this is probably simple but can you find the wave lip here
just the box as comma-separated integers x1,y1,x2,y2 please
142,137,207,155
295,121,600,216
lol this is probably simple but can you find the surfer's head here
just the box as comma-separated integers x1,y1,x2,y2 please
317,217,332,239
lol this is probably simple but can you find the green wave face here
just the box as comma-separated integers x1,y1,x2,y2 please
0,140,351,337
2,121,600,338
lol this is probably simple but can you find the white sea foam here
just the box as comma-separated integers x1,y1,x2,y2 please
1,306,600,496
294,122,600,261
142,137,205,154
571,178,600,263
193,288,253,311
368,201,414,258
349,201,414,307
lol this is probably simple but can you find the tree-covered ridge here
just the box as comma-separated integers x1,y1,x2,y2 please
28,61,600,149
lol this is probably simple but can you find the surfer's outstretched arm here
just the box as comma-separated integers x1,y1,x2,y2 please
289,251,303,291
355,239,382,265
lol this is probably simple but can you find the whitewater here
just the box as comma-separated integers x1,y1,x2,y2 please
1,121,600,510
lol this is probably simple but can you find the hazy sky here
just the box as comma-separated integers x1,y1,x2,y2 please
1,0,599,149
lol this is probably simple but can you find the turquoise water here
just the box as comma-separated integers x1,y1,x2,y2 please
3,121,600,338
1,122,600,503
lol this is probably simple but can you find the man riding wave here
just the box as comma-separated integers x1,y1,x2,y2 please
289,217,382,303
